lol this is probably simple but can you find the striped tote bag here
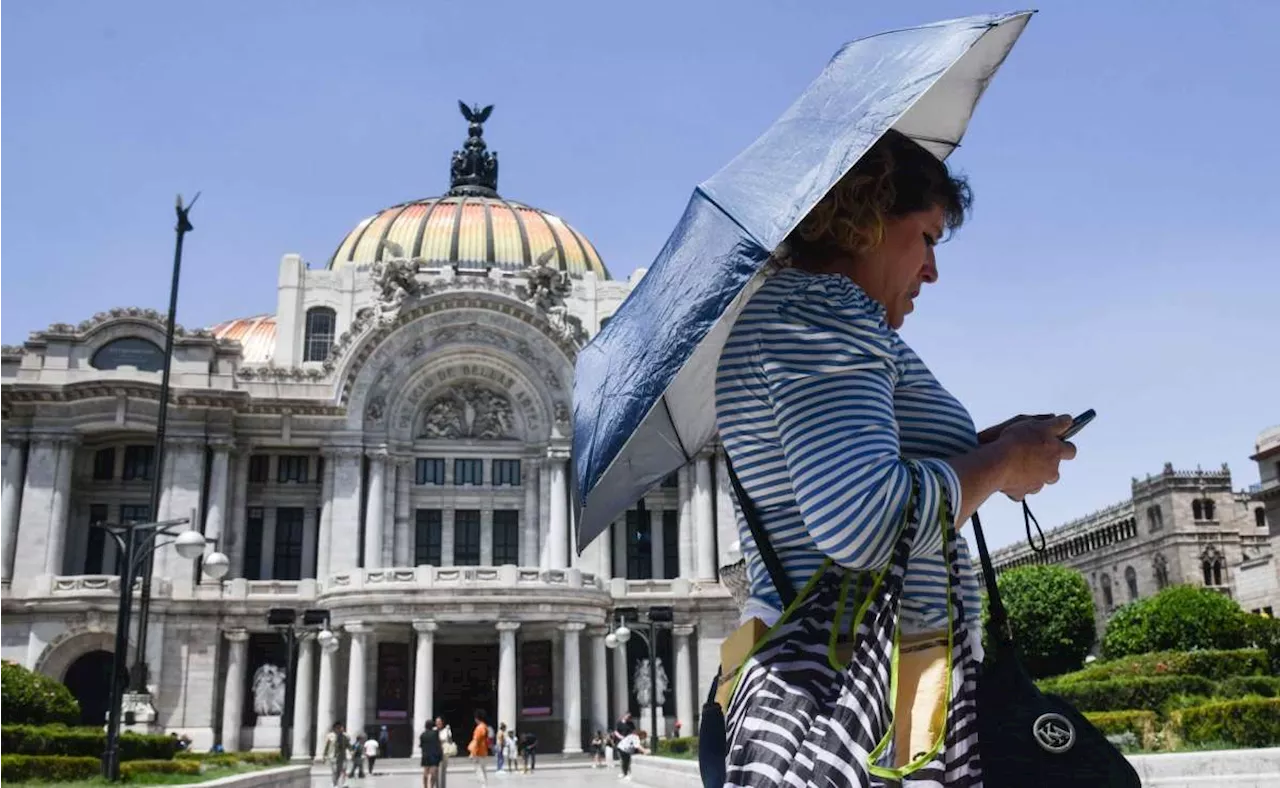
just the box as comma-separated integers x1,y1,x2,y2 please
723,468,982,787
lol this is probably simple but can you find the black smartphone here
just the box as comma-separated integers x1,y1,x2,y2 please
1060,409,1096,441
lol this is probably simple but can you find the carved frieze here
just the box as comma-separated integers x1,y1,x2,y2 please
419,383,516,440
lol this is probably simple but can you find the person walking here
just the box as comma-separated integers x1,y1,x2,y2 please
520,730,537,774
322,722,350,788
421,719,444,788
363,734,380,776
495,723,508,772
468,710,490,787
436,718,455,788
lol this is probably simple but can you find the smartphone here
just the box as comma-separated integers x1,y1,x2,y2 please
1060,409,1096,441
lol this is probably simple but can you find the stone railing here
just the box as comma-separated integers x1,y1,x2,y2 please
49,574,138,596
317,565,608,595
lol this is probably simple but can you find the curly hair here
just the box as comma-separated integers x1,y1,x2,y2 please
784,129,972,266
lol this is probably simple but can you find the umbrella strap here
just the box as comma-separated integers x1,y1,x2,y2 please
723,452,798,609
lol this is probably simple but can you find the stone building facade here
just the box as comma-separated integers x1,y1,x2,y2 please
0,108,738,757
991,450,1277,633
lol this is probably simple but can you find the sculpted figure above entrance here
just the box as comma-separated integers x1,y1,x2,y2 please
419,383,516,440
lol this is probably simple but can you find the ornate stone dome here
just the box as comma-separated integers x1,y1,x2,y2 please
328,102,609,279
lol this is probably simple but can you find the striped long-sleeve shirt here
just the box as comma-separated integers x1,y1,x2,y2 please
715,268,982,634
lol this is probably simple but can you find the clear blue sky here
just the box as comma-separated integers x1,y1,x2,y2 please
4,0,1277,549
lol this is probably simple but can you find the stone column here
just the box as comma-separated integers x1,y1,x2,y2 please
395,460,412,567
714,450,738,572
589,627,610,733
44,437,78,576
345,622,369,736
316,449,335,583
315,630,340,756
651,506,665,580
694,453,717,580
548,451,569,569
203,442,232,582
363,451,387,569
328,449,364,575
673,624,696,732
612,636,629,719
221,629,249,752
1,439,28,585
13,436,67,587
227,449,251,578
156,438,206,582
496,622,520,731
291,634,316,759
412,620,437,756
677,465,694,579
561,623,584,753
480,508,494,566
522,459,540,566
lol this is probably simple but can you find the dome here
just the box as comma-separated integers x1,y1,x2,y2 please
210,314,276,363
327,102,609,279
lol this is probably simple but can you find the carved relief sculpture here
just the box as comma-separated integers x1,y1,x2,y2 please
633,657,669,708
419,383,515,440
251,663,287,716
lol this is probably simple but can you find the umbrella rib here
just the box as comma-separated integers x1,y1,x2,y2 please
660,393,692,463
694,185,768,251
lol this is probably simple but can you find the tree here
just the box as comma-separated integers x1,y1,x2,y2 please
983,565,1096,679
1101,584,1247,659
0,661,80,725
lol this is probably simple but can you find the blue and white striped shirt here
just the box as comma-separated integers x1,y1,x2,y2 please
715,268,982,634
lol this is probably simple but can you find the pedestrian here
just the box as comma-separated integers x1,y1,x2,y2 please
616,731,647,781
322,722,350,788
349,732,366,779
520,730,537,774
468,709,490,787
421,719,444,788
436,717,455,788
363,734,380,776
379,725,391,759
590,730,606,768
495,723,507,772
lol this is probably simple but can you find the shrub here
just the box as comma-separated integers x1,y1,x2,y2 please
0,724,177,761
1244,613,1280,674
1084,711,1157,749
1219,676,1280,699
235,751,285,765
983,565,1096,679
1177,698,1280,748
0,754,100,782
1102,586,1247,659
1042,675,1217,713
0,662,80,726
1045,648,1267,685
119,758,201,780
656,736,698,755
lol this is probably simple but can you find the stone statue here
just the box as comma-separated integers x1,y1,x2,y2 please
520,249,572,313
633,657,669,708
419,383,515,440
251,663,286,716
371,258,421,322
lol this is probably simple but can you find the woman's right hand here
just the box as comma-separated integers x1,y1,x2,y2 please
994,414,1077,500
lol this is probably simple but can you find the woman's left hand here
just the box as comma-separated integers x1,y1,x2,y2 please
978,413,1055,445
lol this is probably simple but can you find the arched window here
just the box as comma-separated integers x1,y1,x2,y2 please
91,337,165,372
1100,574,1114,610
1192,500,1204,520
1202,560,1213,586
1258,508,1268,529
1148,505,1163,532
1212,559,1223,586
1203,499,1215,520
1125,566,1139,601
303,307,336,362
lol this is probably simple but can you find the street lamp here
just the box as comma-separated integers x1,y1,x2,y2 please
97,517,226,781
604,605,674,752
268,608,332,761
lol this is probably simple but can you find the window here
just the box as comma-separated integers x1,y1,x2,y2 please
493,510,520,565
122,446,154,481
1147,505,1163,532
1100,574,1114,610
315,457,325,486
84,504,110,574
415,510,443,566
1192,500,1203,520
1202,558,1224,586
120,504,150,524
454,459,483,486
454,510,481,566
244,508,264,581
304,307,337,363
493,459,521,486
1203,499,1215,520
626,503,653,580
1257,508,1268,529
416,458,446,485
91,337,165,372
92,448,116,481
248,454,269,483
663,510,680,579
277,455,309,483
273,508,305,580
1125,566,1139,601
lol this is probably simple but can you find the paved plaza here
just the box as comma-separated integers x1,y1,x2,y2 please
311,760,624,788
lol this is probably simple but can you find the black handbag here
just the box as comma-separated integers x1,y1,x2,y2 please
970,506,1141,787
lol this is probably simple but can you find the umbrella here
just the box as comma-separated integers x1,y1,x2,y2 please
572,11,1035,552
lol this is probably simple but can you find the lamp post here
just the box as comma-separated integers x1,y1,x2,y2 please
604,605,674,752
131,194,198,693
267,608,333,761
98,517,228,781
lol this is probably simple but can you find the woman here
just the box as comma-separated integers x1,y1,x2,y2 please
715,129,1075,771
468,709,490,787
421,719,444,788
435,717,454,788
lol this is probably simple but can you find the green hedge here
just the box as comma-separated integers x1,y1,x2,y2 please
1245,614,1280,674
656,736,699,755
1084,711,1157,749
0,662,80,726
0,754,101,782
1177,698,1280,748
0,724,177,761
1045,649,1267,685
1042,675,1217,713
119,758,201,779
1101,586,1247,659
1219,675,1280,699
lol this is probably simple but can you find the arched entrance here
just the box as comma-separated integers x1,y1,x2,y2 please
63,650,114,726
